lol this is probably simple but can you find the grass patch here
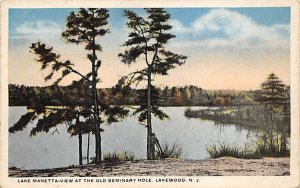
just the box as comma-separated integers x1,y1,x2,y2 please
103,152,135,163
206,143,261,159
156,143,182,159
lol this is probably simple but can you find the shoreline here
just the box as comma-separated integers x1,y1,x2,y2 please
9,157,289,177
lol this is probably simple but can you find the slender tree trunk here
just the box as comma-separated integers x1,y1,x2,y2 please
269,130,274,153
276,129,279,153
76,115,83,165
87,132,90,164
282,130,287,153
91,36,102,163
92,71,101,163
147,67,154,160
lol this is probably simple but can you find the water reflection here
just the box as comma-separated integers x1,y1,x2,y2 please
9,106,257,169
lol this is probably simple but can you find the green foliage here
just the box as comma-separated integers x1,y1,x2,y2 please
62,8,109,49
101,105,129,124
253,125,290,157
255,73,289,106
11,9,131,164
207,138,290,159
161,86,211,106
29,42,89,85
30,108,76,136
119,8,187,160
155,143,182,159
119,8,187,77
206,143,261,159
184,105,290,132
132,86,169,123
9,111,37,133
11,8,129,136
8,105,97,137
187,105,290,159
103,152,135,163
10,84,258,107
67,117,104,136
118,8,188,122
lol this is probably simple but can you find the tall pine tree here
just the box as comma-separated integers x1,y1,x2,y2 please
255,73,288,108
119,8,187,159
61,8,109,163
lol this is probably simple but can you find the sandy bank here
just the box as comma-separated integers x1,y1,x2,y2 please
9,157,289,177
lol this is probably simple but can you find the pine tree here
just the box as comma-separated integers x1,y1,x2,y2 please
9,8,129,164
254,73,290,155
61,8,109,163
255,73,287,108
119,8,187,159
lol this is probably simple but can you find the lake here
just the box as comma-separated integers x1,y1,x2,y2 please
9,106,256,170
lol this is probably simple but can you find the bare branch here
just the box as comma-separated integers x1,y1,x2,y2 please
51,127,60,135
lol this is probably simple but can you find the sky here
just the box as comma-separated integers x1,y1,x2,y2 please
9,7,290,90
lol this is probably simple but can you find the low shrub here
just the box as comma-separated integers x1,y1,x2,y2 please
103,152,135,163
156,143,182,159
206,143,261,159
254,140,290,157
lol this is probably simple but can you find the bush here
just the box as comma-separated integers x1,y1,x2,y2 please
206,143,261,159
103,152,135,163
156,143,182,159
254,137,290,157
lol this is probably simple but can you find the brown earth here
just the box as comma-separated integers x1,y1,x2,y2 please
9,157,289,177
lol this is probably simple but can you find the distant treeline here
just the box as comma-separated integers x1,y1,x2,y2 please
9,84,255,106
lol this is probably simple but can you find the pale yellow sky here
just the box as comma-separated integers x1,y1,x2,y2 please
9,43,290,90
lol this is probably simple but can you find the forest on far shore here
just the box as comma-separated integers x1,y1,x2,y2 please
9,84,256,107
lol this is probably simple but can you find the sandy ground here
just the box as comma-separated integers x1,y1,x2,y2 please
9,157,289,177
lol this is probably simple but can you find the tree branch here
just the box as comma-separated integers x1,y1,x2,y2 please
54,60,91,83
51,127,60,135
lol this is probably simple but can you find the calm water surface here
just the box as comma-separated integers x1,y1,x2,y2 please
9,106,255,169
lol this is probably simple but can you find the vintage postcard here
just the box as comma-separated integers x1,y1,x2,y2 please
1,0,299,188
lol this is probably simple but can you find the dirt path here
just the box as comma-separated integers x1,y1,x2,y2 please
9,157,289,177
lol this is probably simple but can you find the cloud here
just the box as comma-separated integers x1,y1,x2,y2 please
12,21,62,42
170,9,289,52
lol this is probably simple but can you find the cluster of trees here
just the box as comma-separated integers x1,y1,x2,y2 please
253,73,290,156
206,90,255,106
9,8,187,163
185,73,290,156
9,84,118,106
160,86,209,106
185,73,290,126
9,84,256,107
